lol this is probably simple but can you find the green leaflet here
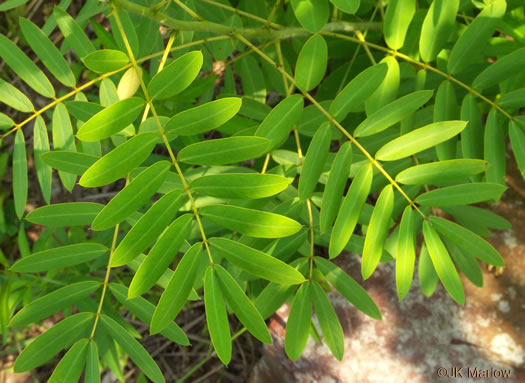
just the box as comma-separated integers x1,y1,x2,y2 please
19,17,75,88
415,183,506,207
209,238,306,285
13,312,93,372
255,282,295,320
48,339,89,383
41,151,98,175
109,9,139,59
110,190,184,267
285,282,311,361
148,51,203,99
9,281,100,327
25,202,103,227
0,0,29,12
314,256,381,319
54,7,95,59
460,94,484,162
500,89,525,109
33,117,52,204
83,49,130,73
384,0,415,50
484,109,506,185
0,78,33,112
423,221,464,305
255,94,304,150
204,267,232,365
80,132,158,187
442,205,510,231
191,173,292,199
329,63,387,121
329,163,373,259
66,101,104,122
291,0,328,33
320,141,352,233
447,242,483,288
10,243,108,272
418,244,438,297
396,206,417,300
77,97,144,141
474,47,525,90
13,130,27,219
239,55,266,103
0,33,55,98
166,98,242,136
100,315,165,383
434,81,459,161
178,136,271,165
429,216,504,267
85,341,100,383
298,122,332,200
214,264,271,344
448,0,506,74
109,283,189,345
92,161,171,231
354,90,433,137
510,119,525,179
419,0,459,63
295,34,328,92
330,0,359,14
362,185,394,280
52,102,76,191
395,159,487,185
129,214,193,298
365,56,400,115
201,204,302,238
150,243,203,334
311,281,344,360
375,121,467,161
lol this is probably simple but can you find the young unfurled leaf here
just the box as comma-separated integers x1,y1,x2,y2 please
329,163,373,259
166,98,242,136
423,221,464,305
13,313,93,372
85,341,100,383
295,34,328,92
448,0,506,74
299,122,331,200
209,238,305,285
100,314,165,383
129,214,193,298
92,161,171,231
54,7,95,59
178,136,271,165
191,173,292,199
110,190,184,267
429,216,504,267
52,102,77,191
148,51,203,100
396,206,417,300
25,202,103,227
33,117,52,204
0,78,33,112
109,283,189,345
415,183,506,207
291,0,328,33
485,109,506,185
418,244,438,297
201,204,302,238
83,49,130,73
320,142,352,233
362,185,394,279
204,266,232,365
355,90,432,137
9,281,100,327
285,282,311,361
384,0,415,50
419,0,459,63
19,17,76,88
118,67,142,100
214,264,271,344
365,56,399,115
314,256,381,319
0,34,55,98
77,97,144,141
10,243,108,272
13,130,27,219
395,159,487,185
255,94,304,150
80,132,158,187
375,121,467,161
41,151,98,175
330,0,359,14
48,339,89,383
